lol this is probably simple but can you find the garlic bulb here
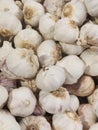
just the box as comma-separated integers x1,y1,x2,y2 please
62,0,87,26
14,28,42,50
23,0,45,27
0,12,22,37
22,0,43,3
60,42,84,55
39,13,58,40
65,75,95,97
37,40,61,67
2,48,39,79
53,111,83,130
0,110,21,130
36,65,66,91
8,87,37,117
20,115,52,130
54,18,79,44
56,55,85,84
39,87,70,114
89,123,98,130
0,85,8,108
92,101,98,117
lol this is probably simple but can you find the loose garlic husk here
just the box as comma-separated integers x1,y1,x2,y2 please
0,0,23,20
62,0,87,26
65,75,95,97
0,12,22,37
36,65,66,91
0,85,8,108
89,123,98,130
14,27,42,50
2,48,39,79
8,87,37,117
39,13,58,40
54,18,79,44
60,42,84,55
23,0,45,27
37,40,61,67
20,115,52,130
53,111,83,130
56,55,85,84
39,87,70,114
0,110,21,130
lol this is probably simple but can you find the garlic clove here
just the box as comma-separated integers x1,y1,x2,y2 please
89,123,98,130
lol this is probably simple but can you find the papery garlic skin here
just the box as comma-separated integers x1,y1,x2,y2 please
39,87,70,114
14,28,42,50
8,87,37,117
53,111,83,130
23,0,45,27
54,18,79,44
39,13,58,40
56,55,85,84
0,12,22,37
22,0,43,3
0,85,8,108
37,40,61,67
36,65,66,91
20,115,52,130
62,0,87,26
89,123,98,130
0,110,21,130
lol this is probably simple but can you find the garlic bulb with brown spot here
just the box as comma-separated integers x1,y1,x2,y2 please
39,87,70,114
23,0,45,27
53,111,83,130
37,40,61,67
8,87,37,117
89,123,98,130
20,115,52,130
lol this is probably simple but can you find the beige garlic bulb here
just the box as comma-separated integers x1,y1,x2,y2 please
39,87,70,114
56,55,85,84
0,12,22,37
39,13,58,40
89,123,98,130
37,40,61,67
62,0,87,26
0,110,21,130
14,27,42,50
92,101,98,117
65,75,95,97
54,18,79,44
8,87,37,117
36,65,66,91
53,111,83,130
23,0,45,27
20,115,51,130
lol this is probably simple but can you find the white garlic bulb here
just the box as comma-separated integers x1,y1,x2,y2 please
39,87,70,114
22,0,43,3
62,0,87,26
36,65,66,91
0,85,8,108
60,42,84,55
0,110,21,130
37,40,61,67
23,0,45,27
8,87,37,117
20,115,52,130
56,55,85,84
53,111,83,130
0,12,22,37
89,123,98,130
54,18,79,44
14,28,42,50
39,13,58,40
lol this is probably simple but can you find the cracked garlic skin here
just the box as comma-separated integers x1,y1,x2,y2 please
23,0,45,27
20,115,52,130
89,123,98,130
0,12,22,37
39,87,70,114
14,28,42,50
54,18,79,44
0,85,8,108
36,65,66,92
8,87,37,117
53,111,83,130
37,40,61,67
